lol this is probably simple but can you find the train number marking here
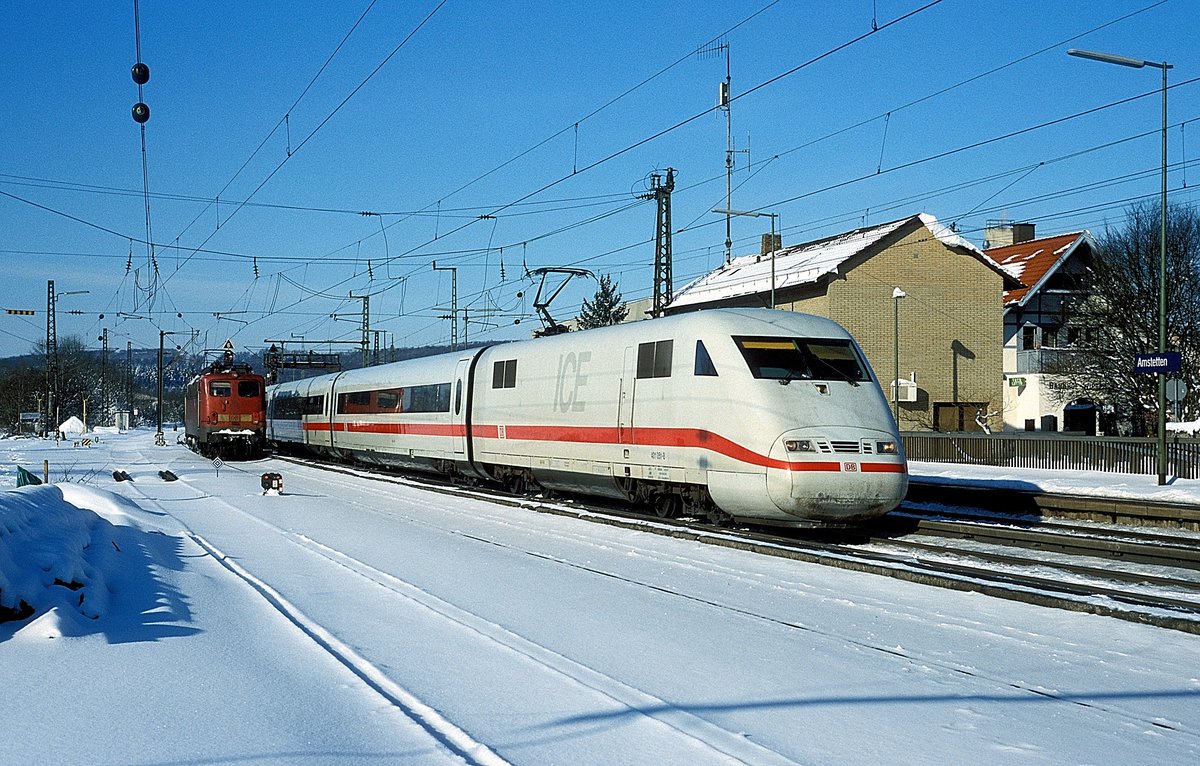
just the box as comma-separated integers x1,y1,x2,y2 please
555,351,591,413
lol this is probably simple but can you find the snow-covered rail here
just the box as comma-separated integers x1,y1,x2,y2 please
275,453,1200,634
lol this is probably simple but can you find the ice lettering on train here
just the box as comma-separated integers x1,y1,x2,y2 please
555,351,590,412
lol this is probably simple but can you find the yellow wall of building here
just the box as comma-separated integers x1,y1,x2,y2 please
787,223,1005,431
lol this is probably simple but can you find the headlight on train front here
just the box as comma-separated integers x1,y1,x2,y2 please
784,439,815,452
876,440,899,454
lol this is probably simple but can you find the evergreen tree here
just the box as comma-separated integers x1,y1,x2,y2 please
577,273,628,330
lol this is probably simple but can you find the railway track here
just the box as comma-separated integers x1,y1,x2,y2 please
271,454,1200,634
906,476,1200,529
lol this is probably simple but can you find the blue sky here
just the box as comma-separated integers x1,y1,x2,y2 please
2,0,1197,361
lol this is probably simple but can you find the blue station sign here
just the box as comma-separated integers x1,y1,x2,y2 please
1134,352,1181,374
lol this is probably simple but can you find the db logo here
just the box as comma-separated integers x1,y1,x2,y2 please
842,462,859,472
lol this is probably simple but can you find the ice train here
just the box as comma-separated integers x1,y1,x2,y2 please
266,309,908,527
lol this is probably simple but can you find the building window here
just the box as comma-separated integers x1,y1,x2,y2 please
636,340,673,379
1022,326,1037,351
492,359,518,388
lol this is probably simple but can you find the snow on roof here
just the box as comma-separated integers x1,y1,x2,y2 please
983,232,1091,308
671,213,982,308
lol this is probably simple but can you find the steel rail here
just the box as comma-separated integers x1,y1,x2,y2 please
878,512,1200,570
269,454,1200,633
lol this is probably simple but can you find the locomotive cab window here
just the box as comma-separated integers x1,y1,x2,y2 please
209,381,232,397
694,340,718,376
636,340,673,379
238,380,261,397
492,359,517,389
734,337,868,384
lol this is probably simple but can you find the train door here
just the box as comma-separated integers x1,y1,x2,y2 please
452,358,471,457
322,373,346,453
618,346,635,443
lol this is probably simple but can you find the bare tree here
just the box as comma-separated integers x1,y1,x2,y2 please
1049,202,1200,433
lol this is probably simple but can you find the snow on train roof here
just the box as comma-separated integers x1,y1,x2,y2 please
670,213,981,309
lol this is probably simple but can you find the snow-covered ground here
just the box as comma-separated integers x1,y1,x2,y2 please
3,428,1199,765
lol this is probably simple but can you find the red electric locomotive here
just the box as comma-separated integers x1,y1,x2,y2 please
184,360,267,459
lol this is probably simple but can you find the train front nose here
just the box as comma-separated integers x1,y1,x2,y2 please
766,430,908,524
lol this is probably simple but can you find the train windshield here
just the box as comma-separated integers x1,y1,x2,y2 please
733,336,869,384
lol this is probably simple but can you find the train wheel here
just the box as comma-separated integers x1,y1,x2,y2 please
653,494,680,519
505,474,527,496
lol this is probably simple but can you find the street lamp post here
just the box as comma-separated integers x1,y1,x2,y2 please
711,208,781,307
892,287,906,425
1069,48,1172,485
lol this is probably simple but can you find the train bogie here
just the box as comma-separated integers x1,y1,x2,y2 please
266,309,907,527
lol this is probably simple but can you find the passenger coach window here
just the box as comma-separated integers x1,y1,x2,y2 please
407,383,452,413
636,340,673,379
734,337,868,383
238,380,261,397
271,395,303,420
492,359,517,388
209,381,232,397
694,340,718,376
337,388,404,414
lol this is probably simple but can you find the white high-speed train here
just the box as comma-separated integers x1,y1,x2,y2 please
266,309,908,527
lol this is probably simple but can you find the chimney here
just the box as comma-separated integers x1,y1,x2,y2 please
760,233,782,256
1012,222,1035,244
984,219,1036,249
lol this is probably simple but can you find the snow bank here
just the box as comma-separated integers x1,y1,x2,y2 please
1167,419,1200,436
0,485,122,622
57,416,85,436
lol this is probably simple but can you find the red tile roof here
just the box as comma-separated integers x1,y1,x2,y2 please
983,232,1086,307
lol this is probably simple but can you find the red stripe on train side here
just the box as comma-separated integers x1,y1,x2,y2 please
859,462,907,473
474,423,905,474
301,421,463,437
296,419,905,474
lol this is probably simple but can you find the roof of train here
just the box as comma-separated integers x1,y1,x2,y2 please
266,308,854,393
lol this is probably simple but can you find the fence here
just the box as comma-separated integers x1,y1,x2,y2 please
902,432,1200,479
